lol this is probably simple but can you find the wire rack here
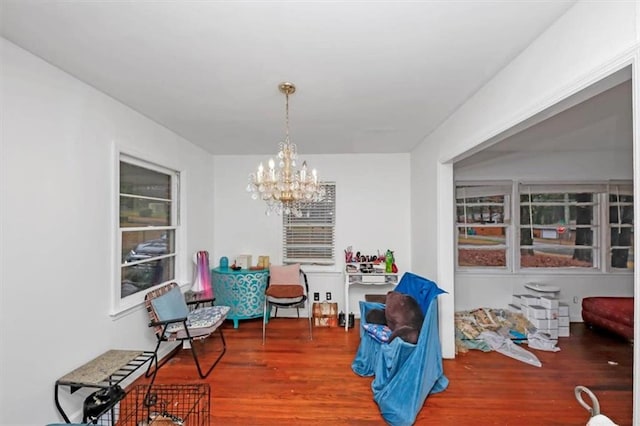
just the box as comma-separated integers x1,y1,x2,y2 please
90,384,210,426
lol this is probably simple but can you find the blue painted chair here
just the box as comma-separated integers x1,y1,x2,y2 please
352,272,449,426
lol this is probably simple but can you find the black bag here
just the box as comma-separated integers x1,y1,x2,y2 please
83,385,126,421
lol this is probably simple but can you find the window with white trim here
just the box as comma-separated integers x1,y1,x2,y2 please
456,184,511,269
455,181,633,272
519,184,603,269
119,157,179,299
283,182,336,265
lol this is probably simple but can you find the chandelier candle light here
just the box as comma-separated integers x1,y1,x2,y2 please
246,82,324,217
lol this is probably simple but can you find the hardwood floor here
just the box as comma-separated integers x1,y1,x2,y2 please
132,318,634,425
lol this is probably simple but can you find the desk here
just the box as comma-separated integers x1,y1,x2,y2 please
54,349,154,423
344,267,399,331
211,267,269,328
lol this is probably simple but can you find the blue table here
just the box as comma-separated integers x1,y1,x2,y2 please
211,267,269,328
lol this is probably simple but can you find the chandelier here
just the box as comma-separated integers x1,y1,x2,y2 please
246,82,324,217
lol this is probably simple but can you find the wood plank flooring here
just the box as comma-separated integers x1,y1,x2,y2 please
132,318,634,425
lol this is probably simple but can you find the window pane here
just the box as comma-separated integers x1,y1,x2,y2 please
520,205,594,226
458,249,506,267
609,194,633,203
611,246,634,269
121,257,175,298
520,247,593,268
120,196,171,227
120,162,171,199
456,205,504,224
456,195,504,204
456,186,509,269
519,226,588,244
609,191,633,270
520,193,593,203
118,157,178,306
122,230,174,263
457,227,506,245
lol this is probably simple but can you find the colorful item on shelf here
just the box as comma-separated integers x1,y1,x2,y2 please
219,256,229,270
257,255,270,269
192,251,212,297
385,249,394,273
344,246,354,263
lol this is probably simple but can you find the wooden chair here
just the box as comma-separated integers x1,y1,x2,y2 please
144,282,229,378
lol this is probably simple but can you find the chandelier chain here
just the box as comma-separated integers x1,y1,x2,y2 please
285,90,290,142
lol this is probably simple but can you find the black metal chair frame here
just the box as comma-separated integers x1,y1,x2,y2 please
144,282,227,379
262,269,313,344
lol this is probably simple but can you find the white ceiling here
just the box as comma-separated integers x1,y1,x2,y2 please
1,1,578,155
454,74,633,168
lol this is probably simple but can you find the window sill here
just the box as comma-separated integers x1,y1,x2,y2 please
110,281,192,319
456,268,633,276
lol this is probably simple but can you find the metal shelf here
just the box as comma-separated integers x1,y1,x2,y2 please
54,350,155,423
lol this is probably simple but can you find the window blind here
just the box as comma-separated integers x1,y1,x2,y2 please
283,182,336,265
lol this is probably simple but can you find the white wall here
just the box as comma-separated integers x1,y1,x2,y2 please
455,274,633,321
0,39,216,425
213,153,411,315
411,0,639,421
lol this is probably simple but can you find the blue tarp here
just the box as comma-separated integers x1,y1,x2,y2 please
352,272,449,426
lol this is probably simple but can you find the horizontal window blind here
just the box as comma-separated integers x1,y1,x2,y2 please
283,182,335,265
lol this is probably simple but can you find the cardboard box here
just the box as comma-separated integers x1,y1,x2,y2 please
539,296,559,309
531,318,550,329
520,295,538,306
507,303,522,314
531,318,558,330
559,303,570,316
512,294,524,307
547,308,559,320
528,305,547,319
312,302,338,327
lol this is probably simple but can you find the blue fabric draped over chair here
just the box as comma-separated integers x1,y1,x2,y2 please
352,272,449,426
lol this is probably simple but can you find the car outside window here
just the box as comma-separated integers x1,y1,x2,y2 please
119,157,179,298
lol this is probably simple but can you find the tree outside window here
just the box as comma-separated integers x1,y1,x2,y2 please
455,181,633,272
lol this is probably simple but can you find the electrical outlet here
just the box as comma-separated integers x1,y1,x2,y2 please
313,292,320,301
326,292,332,301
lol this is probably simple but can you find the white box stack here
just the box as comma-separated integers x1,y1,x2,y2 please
518,282,568,340
558,303,570,337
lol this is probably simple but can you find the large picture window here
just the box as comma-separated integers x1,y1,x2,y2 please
119,157,179,299
283,182,336,265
